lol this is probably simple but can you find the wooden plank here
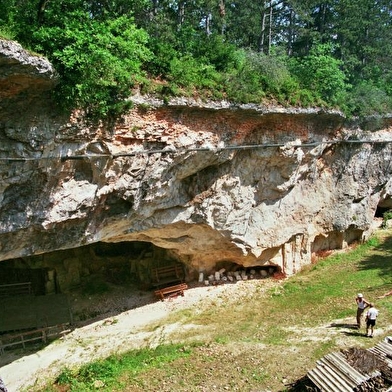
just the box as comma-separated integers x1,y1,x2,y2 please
308,351,377,392
154,283,188,301
319,357,358,391
308,366,353,392
151,264,184,280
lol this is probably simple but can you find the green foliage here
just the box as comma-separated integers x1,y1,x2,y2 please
145,39,178,77
221,50,266,103
0,0,18,38
56,367,76,385
366,236,380,247
54,344,193,390
223,50,301,105
194,35,241,73
0,27,16,40
1,0,392,116
382,210,392,229
290,43,349,107
344,81,392,117
31,12,151,118
168,55,220,90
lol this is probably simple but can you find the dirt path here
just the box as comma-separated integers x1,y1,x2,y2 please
1,282,264,392
1,278,384,392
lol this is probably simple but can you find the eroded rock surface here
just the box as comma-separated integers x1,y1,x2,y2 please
1,39,392,282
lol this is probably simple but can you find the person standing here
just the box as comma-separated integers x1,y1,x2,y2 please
365,303,379,337
356,293,370,329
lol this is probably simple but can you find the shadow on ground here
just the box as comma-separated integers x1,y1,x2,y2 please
0,283,158,368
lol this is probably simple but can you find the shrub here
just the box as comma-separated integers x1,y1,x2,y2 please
345,81,392,117
32,14,151,118
382,210,392,229
289,43,349,107
145,39,178,77
222,49,300,105
194,35,241,73
168,55,221,90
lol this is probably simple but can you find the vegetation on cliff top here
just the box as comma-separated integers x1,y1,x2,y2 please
1,1,392,118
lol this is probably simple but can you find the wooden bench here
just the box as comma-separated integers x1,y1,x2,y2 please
151,264,185,288
154,283,188,301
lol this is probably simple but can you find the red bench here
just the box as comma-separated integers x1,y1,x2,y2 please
154,283,188,301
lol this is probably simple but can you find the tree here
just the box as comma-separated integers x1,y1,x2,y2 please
333,0,392,84
1,0,391,116
290,43,348,106
31,6,151,117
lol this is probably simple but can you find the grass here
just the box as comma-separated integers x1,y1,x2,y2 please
38,344,195,391
0,29,15,40
31,229,392,391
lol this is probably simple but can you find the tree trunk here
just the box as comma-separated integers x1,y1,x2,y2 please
206,12,212,35
286,6,295,56
258,10,266,53
268,1,273,55
37,0,50,25
178,1,185,27
219,0,226,35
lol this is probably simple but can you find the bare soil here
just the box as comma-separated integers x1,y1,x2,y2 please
0,280,273,391
0,277,389,392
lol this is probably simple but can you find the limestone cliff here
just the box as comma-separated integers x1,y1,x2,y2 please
1,39,392,283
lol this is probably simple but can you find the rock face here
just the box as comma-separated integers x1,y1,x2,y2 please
1,39,392,284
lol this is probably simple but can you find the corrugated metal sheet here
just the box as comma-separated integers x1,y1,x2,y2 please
307,337,392,392
308,352,371,392
368,340,392,368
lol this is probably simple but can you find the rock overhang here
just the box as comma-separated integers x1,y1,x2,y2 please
1,38,392,283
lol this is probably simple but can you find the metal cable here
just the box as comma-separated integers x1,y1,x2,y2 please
0,139,390,162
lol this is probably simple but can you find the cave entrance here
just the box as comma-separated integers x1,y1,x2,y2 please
311,228,364,257
0,262,71,334
375,205,391,218
375,195,392,223
0,240,187,295
0,241,186,334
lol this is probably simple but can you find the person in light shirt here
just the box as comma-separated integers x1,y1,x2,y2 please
365,303,379,338
355,293,370,329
